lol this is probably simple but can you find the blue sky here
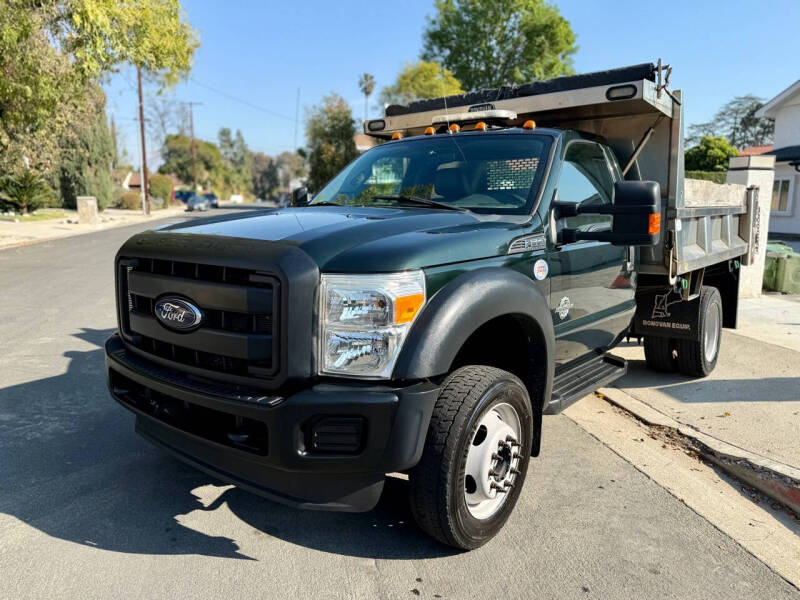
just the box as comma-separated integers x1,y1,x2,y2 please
104,0,800,168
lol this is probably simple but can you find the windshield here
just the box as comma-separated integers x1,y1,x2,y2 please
311,133,551,215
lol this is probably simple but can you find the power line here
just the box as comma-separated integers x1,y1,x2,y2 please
189,78,297,123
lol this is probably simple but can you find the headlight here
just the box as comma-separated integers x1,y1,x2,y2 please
319,271,426,378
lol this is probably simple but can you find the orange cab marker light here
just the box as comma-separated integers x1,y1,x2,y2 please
648,213,662,235
523,120,536,130
391,132,404,140
474,121,488,131
448,123,460,133
424,126,436,135
395,293,425,324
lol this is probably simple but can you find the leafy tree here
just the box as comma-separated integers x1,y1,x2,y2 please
305,94,358,193
684,135,738,172
0,0,197,204
687,95,774,148
159,133,229,195
56,85,115,210
217,128,253,194
421,0,576,91
0,171,56,214
276,151,307,189
358,73,376,122
251,153,280,199
148,174,173,204
378,61,464,106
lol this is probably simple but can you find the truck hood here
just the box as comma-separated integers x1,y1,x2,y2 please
156,206,536,271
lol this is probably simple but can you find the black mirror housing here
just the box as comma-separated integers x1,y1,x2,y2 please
291,186,309,207
612,180,661,246
555,180,661,247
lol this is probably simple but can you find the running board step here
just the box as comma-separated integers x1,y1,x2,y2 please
545,354,627,414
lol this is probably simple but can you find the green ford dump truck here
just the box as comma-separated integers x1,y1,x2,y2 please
106,61,760,549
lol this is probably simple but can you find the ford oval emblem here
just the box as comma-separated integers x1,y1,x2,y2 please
154,296,204,331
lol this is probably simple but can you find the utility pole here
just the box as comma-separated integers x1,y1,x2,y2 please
136,66,150,215
294,87,300,150
182,102,202,191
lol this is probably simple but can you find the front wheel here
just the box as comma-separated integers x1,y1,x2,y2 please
408,366,533,550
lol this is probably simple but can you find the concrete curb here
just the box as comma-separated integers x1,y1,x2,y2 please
596,387,800,515
0,207,189,251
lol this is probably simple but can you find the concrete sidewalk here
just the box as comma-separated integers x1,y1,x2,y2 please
605,295,800,511
0,206,189,250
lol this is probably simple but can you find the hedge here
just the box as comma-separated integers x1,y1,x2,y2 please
685,170,727,184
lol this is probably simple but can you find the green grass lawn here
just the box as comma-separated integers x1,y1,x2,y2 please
0,209,69,222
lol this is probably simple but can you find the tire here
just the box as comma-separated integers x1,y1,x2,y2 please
643,336,676,372
408,366,533,550
675,286,722,377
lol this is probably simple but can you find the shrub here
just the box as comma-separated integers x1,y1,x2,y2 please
118,191,142,210
684,135,738,172
0,171,57,214
149,174,173,205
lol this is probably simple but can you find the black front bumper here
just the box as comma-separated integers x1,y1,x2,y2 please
105,334,438,512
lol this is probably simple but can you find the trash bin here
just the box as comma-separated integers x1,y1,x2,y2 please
775,254,800,294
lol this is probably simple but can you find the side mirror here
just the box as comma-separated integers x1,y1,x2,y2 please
554,181,662,246
291,186,309,207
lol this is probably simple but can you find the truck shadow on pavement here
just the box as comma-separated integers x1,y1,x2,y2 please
0,328,452,561
618,356,799,403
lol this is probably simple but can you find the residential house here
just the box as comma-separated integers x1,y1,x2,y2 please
756,81,800,235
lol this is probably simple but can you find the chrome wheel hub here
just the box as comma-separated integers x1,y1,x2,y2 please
704,302,720,362
464,402,522,520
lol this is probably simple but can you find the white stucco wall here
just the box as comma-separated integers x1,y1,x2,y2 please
764,87,800,235
770,163,800,235
773,99,800,149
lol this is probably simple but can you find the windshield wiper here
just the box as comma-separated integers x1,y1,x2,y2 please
371,195,469,212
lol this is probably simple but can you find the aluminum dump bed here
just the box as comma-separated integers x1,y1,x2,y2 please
365,61,759,279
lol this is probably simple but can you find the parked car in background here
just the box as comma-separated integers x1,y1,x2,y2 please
185,194,210,212
203,193,219,208
174,190,192,204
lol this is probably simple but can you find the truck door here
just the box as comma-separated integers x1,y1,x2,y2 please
547,141,635,367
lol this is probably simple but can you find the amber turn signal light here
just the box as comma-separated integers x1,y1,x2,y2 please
395,293,425,324
648,213,662,235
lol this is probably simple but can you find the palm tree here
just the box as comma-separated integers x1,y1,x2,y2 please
358,73,376,123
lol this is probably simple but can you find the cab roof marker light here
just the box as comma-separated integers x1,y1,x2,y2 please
474,121,488,131
448,123,460,134
523,120,536,130
391,132,404,140
424,126,436,135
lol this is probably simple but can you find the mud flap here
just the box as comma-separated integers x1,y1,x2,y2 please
633,289,701,341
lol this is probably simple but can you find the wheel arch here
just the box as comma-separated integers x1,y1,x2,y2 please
393,267,555,455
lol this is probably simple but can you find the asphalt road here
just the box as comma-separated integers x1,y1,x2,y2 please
0,210,796,599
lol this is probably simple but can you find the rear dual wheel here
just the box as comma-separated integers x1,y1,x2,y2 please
643,286,722,377
408,366,533,550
